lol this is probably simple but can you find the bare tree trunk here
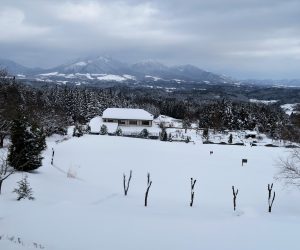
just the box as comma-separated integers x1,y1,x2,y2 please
190,178,197,207
0,171,14,195
268,183,276,213
0,180,3,194
123,170,132,196
0,135,4,148
232,186,238,211
145,173,152,207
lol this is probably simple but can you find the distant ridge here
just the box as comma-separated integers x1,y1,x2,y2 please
0,55,232,83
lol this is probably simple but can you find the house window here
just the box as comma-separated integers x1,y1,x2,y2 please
118,120,126,125
129,120,138,125
142,120,150,126
107,119,114,123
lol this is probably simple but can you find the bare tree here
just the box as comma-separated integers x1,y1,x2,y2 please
267,183,276,213
276,149,300,187
144,172,152,207
190,178,197,207
123,170,132,196
0,155,14,194
232,186,238,211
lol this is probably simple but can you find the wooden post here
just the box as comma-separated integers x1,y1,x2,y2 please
145,173,152,207
190,178,197,207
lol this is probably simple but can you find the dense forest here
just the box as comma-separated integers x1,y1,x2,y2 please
0,71,299,145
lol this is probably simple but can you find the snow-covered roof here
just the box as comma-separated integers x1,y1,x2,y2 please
102,108,153,120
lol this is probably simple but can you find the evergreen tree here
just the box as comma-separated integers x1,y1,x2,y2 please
116,127,122,136
182,118,191,133
8,116,46,171
160,128,168,141
13,175,34,200
100,124,108,135
202,128,209,141
140,128,149,138
228,134,233,144
73,123,84,137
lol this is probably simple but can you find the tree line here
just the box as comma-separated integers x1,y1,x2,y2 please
1,70,299,146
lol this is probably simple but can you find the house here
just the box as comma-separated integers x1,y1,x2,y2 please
102,108,154,127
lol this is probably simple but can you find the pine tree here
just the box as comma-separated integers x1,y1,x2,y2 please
140,128,149,138
73,123,83,137
228,134,233,144
116,127,122,136
160,128,168,141
100,124,108,135
8,116,46,171
13,175,34,200
202,128,209,141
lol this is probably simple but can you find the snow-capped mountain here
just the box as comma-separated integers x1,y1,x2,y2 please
0,55,233,84
51,56,132,75
131,60,229,82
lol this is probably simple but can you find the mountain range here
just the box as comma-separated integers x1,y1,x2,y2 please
0,56,231,83
1,56,300,87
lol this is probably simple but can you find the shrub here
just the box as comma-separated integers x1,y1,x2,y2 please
100,124,108,135
140,129,149,138
116,127,122,136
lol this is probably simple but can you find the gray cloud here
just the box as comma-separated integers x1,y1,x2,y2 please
0,0,299,79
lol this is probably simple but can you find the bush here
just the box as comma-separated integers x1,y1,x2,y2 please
73,124,84,137
116,127,122,136
160,128,168,141
13,175,34,201
228,134,233,144
140,129,149,138
100,124,108,135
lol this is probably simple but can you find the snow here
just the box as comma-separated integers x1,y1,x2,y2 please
75,73,94,80
56,80,68,85
281,103,300,115
120,126,160,136
249,99,278,104
1,134,300,250
39,72,58,76
102,108,154,120
123,74,136,80
244,130,258,135
89,116,118,134
73,61,87,66
97,74,126,82
154,115,182,127
145,75,162,81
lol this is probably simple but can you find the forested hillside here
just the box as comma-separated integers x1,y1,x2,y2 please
1,71,299,144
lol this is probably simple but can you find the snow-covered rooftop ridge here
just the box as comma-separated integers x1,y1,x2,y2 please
102,108,153,120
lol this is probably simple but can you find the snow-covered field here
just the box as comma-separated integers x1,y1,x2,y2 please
1,134,300,250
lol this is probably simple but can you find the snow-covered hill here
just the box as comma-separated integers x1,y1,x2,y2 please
1,133,299,250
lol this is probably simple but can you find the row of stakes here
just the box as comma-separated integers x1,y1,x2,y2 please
51,148,274,212
124,170,276,213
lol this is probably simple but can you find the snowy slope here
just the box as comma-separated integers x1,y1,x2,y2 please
0,135,299,250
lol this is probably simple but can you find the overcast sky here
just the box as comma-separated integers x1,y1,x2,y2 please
0,0,300,79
